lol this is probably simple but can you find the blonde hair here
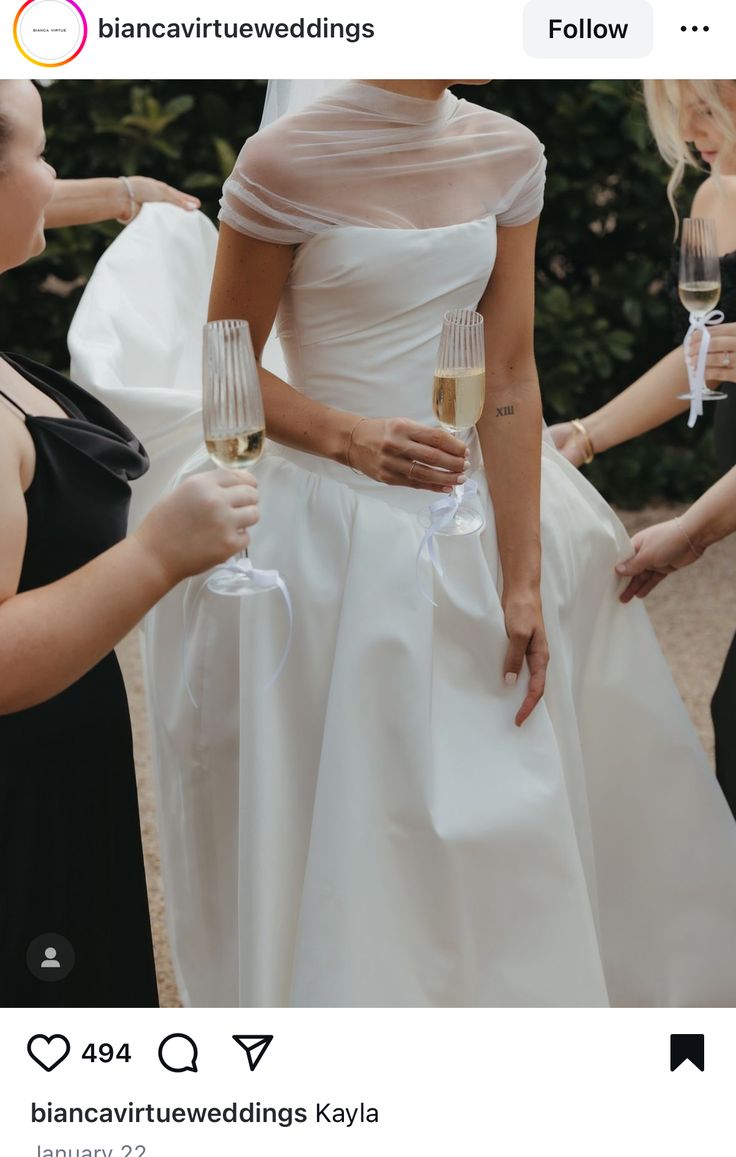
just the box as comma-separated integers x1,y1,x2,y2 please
643,80,736,222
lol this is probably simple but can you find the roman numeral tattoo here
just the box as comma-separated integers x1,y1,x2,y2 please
496,405,515,417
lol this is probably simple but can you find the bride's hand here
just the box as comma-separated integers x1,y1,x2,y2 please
502,590,549,727
348,417,470,494
615,519,701,602
547,422,588,468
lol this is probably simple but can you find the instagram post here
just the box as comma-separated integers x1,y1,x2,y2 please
5,72,736,1008
1,0,736,1151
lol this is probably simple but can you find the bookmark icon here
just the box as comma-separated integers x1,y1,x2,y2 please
670,1034,705,1071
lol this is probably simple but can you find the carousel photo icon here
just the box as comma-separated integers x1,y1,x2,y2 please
13,0,87,68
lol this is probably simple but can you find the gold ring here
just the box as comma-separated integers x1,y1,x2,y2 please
408,460,419,480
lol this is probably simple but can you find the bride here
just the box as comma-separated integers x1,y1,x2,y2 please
137,80,736,1007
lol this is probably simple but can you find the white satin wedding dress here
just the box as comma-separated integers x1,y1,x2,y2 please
72,205,736,1008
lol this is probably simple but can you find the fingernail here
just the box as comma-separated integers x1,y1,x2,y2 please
615,564,625,574
443,486,453,493
505,672,518,686
457,474,467,484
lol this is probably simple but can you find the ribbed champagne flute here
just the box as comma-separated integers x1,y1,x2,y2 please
431,307,486,535
203,318,276,595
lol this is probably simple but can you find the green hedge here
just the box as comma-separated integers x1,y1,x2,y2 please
0,80,713,506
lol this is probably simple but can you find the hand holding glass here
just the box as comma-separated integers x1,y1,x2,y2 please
203,319,277,596
431,308,486,536
678,217,726,404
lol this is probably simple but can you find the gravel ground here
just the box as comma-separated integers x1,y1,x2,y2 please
118,504,736,1008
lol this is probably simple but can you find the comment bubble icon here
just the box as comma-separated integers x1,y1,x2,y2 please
158,1033,198,1073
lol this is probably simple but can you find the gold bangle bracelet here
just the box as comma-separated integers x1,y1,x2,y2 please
570,418,595,465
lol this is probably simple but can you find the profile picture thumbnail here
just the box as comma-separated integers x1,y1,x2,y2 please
14,0,87,68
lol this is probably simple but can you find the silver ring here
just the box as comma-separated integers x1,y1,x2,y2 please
722,353,732,369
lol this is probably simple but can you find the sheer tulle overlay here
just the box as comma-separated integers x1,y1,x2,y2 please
71,201,736,1007
220,81,547,241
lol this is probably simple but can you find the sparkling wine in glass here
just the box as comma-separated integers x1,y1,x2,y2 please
432,308,486,536
203,318,276,596
678,217,726,402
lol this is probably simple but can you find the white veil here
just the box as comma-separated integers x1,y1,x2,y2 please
260,79,345,126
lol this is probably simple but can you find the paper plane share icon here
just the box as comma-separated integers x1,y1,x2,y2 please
232,1034,274,1071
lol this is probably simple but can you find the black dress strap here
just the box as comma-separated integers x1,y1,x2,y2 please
0,387,28,418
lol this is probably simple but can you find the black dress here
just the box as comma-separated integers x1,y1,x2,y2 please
0,354,158,1007
673,251,736,813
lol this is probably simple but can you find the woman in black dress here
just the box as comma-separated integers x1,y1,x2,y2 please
550,79,736,812
0,80,260,1006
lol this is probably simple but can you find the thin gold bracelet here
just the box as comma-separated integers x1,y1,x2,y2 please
570,418,595,465
675,516,703,559
346,416,368,476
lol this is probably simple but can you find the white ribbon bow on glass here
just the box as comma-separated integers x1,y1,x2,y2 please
684,308,725,428
182,558,293,708
416,480,479,606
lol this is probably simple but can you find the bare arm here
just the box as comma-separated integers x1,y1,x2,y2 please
208,223,351,462
680,462,736,548
685,466,736,549
45,177,199,228
477,219,548,725
207,223,468,492
551,178,734,465
551,348,690,465
579,348,689,453
0,416,258,713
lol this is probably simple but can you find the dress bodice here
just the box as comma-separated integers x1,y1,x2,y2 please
276,218,497,425
0,354,148,589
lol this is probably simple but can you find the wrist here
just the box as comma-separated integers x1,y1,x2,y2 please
678,509,714,555
128,527,181,594
579,411,612,457
115,175,137,224
500,559,542,600
328,411,363,466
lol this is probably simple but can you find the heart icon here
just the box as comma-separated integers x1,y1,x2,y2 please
27,1034,71,1072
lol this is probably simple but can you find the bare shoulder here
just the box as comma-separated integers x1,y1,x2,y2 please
691,175,736,214
692,176,736,253
0,403,33,493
